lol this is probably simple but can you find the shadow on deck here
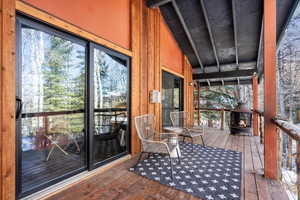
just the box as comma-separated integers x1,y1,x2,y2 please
45,128,289,200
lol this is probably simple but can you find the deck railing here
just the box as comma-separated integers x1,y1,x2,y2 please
194,107,229,130
272,118,300,199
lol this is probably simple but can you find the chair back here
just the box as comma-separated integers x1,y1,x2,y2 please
170,111,189,128
135,114,156,141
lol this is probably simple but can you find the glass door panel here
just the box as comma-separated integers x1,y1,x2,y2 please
16,17,87,197
162,71,183,127
92,45,130,166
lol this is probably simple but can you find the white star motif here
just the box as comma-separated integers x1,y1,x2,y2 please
198,187,205,192
232,185,239,189
209,187,216,191
205,195,214,200
230,193,239,198
180,181,186,185
220,185,228,190
218,194,227,199
169,182,176,186
186,188,193,193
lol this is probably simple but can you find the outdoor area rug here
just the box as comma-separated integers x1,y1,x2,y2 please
129,142,242,200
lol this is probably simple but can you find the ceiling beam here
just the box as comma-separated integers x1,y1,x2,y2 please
172,0,204,69
193,61,257,71
193,69,257,80
147,0,171,8
200,0,220,72
232,0,239,69
257,19,264,78
199,79,252,87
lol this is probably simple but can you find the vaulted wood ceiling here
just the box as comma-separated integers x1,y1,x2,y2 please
147,0,299,86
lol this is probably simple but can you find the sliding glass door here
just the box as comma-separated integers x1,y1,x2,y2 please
162,71,184,127
90,44,130,167
16,15,130,198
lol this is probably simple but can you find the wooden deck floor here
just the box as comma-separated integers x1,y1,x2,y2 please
46,128,289,200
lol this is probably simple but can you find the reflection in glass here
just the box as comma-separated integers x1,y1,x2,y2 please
162,71,183,126
18,26,86,194
93,48,128,163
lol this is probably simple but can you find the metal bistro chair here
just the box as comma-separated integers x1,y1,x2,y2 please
170,111,205,152
135,114,180,179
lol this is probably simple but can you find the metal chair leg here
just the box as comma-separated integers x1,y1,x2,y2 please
135,152,144,167
168,154,174,179
176,147,181,164
200,135,205,146
191,137,194,152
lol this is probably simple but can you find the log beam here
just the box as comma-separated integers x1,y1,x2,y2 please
264,0,278,179
252,75,259,136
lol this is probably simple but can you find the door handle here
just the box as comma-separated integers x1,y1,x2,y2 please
16,96,22,119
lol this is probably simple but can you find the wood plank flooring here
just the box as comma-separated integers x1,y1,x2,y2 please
46,128,289,200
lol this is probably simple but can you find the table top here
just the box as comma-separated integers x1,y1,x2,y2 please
163,126,184,133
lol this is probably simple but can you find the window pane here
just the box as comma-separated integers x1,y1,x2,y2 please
19,26,86,194
93,48,129,164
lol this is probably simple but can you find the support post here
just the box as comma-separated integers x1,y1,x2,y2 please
131,0,142,154
252,75,259,136
197,85,201,125
264,0,278,179
221,110,225,131
1,0,16,199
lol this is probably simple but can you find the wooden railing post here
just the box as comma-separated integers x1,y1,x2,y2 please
260,114,264,144
221,109,225,131
287,137,293,169
252,75,259,136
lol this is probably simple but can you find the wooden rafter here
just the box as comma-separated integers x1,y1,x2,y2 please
193,69,256,80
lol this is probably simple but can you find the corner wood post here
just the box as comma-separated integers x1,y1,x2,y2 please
252,75,259,136
263,0,278,179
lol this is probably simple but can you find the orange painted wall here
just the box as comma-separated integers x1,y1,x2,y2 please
22,0,131,49
160,15,183,75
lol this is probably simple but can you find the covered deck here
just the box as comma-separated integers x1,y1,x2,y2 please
0,0,299,199
42,128,288,200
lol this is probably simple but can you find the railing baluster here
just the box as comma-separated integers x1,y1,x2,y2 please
288,137,293,169
297,141,300,199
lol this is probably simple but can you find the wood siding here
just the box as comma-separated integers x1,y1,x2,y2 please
21,0,131,49
130,1,194,154
160,16,183,75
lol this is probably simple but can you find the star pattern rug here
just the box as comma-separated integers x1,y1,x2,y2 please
129,142,242,200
